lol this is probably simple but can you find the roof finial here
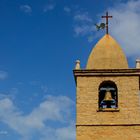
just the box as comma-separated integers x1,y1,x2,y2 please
102,12,113,34
75,60,80,70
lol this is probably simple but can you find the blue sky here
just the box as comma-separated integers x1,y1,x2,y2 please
0,0,140,140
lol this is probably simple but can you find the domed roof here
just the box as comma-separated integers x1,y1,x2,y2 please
86,34,128,69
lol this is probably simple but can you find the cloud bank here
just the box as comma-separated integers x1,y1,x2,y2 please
108,0,140,57
0,95,75,140
64,6,71,13
43,4,56,12
73,0,140,58
20,5,32,14
73,11,95,39
0,71,8,80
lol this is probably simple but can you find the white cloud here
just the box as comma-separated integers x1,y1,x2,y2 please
40,122,75,140
73,11,96,41
0,93,15,101
9,88,18,94
43,4,56,12
88,35,94,43
0,95,75,140
20,5,32,14
74,12,93,22
74,25,95,36
72,0,140,57
55,122,75,140
0,130,8,135
29,80,41,86
0,71,8,80
64,6,71,13
107,0,140,57
41,85,48,93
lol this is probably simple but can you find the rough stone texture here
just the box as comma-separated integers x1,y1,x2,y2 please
86,35,128,69
75,33,140,140
76,76,140,125
77,126,140,140
75,74,140,140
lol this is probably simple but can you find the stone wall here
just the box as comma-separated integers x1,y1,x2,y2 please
77,126,140,140
76,75,140,140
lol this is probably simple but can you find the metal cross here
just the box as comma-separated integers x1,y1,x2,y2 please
102,12,113,34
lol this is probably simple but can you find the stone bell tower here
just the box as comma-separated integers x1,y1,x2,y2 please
73,12,140,140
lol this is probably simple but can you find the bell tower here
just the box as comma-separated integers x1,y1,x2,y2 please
74,12,140,140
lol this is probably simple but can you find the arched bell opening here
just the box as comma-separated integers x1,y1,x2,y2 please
98,81,118,109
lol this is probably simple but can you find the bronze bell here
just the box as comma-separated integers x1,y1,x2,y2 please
100,89,116,109
103,90,113,101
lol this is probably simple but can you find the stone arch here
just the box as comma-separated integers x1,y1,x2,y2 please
98,80,118,109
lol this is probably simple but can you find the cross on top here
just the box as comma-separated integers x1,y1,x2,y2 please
102,12,113,34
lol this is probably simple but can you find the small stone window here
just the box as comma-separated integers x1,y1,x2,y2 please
99,81,118,110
